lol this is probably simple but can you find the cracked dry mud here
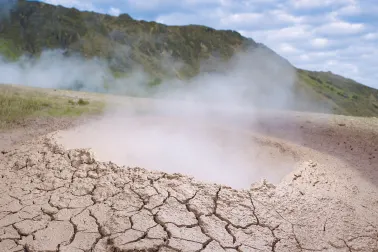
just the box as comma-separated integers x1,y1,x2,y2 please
1,111,378,252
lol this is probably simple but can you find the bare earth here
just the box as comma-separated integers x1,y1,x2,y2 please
0,96,378,251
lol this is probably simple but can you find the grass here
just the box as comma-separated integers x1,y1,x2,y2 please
0,85,104,129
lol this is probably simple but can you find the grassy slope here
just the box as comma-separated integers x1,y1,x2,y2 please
0,84,104,129
1,0,378,117
297,70,378,116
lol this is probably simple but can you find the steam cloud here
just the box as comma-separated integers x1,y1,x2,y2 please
0,47,300,109
0,51,112,92
0,44,316,188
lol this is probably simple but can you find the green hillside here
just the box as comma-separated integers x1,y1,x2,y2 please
1,0,378,117
297,69,378,116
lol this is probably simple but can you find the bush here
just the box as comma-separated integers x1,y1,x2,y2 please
68,98,90,105
337,91,349,98
77,98,89,105
148,77,162,87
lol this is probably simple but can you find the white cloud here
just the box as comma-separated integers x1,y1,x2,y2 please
222,12,263,25
290,0,354,9
108,7,121,16
220,9,303,29
311,38,329,48
278,43,298,54
242,25,313,42
363,33,378,40
336,3,361,15
316,21,365,35
270,9,303,23
335,0,378,17
124,0,167,10
299,54,310,61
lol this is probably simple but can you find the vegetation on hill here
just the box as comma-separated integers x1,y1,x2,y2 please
297,70,378,116
1,0,253,78
1,0,377,117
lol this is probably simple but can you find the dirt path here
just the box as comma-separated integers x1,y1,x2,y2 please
0,98,377,251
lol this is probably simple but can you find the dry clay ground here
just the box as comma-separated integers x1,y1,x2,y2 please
0,90,378,251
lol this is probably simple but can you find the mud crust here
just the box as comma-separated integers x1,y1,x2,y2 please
0,130,377,252
0,109,378,252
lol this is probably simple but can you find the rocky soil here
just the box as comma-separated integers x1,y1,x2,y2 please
0,108,378,251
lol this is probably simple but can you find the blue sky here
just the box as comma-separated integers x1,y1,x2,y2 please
42,0,377,88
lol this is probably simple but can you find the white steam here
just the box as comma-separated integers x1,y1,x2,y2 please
0,51,111,92
56,107,296,189
152,48,297,109
0,47,301,110
1,46,304,188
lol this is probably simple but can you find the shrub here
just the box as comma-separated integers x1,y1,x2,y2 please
77,98,89,105
337,91,348,98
